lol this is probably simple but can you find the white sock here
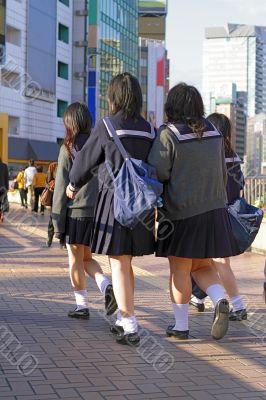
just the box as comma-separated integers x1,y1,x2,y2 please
120,316,138,334
115,310,123,326
172,303,189,331
95,274,111,294
191,295,205,305
74,289,88,310
231,295,245,312
206,284,225,306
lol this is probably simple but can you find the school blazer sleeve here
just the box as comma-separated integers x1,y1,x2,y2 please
52,146,71,234
69,123,104,189
148,127,175,183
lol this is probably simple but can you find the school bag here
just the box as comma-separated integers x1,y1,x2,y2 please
227,197,264,252
103,117,163,229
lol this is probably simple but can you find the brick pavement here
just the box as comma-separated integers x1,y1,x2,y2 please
0,205,265,400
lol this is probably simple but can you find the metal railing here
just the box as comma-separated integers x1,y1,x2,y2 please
244,176,266,206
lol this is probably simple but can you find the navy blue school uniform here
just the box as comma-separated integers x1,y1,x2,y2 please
148,119,241,259
69,111,156,256
225,151,244,204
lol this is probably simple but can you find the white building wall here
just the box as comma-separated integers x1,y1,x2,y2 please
0,0,73,148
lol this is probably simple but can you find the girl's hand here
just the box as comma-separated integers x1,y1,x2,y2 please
66,183,76,199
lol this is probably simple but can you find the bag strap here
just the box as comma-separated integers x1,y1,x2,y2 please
103,117,129,160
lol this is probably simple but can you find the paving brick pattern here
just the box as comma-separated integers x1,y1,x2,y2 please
0,205,265,399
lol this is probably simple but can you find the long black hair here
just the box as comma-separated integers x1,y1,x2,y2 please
165,82,205,137
107,72,142,120
207,113,234,155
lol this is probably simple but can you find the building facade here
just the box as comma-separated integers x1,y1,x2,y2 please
138,0,168,127
246,113,266,176
87,0,139,123
202,24,266,118
0,0,87,170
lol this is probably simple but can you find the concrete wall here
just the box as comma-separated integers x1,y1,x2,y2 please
251,219,266,255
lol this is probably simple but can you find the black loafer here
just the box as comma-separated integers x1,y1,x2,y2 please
110,324,124,337
105,285,118,316
211,299,229,340
229,309,247,321
166,325,189,340
115,331,140,347
189,300,205,312
68,308,90,319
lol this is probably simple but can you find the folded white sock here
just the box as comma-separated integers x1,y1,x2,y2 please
74,289,88,310
120,316,138,334
206,284,225,306
231,295,245,311
172,303,189,331
95,274,111,294
115,310,123,326
191,295,205,305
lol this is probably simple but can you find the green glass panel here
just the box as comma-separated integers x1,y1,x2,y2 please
59,0,69,6
57,100,68,118
89,0,98,24
58,23,69,44
58,61,68,80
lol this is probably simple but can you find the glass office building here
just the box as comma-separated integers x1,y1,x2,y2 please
88,0,138,122
202,24,266,117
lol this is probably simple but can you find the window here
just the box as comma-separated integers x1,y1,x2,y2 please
8,116,20,136
58,23,69,44
59,0,69,6
58,61,68,80
57,100,68,117
6,25,21,46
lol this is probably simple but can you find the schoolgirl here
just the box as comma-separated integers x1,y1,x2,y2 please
148,83,241,340
67,73,156,346
52,102,117,319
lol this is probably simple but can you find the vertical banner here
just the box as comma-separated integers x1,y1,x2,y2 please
0,0,6,64
147,41,165,128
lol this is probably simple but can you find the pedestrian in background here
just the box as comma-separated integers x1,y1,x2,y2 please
53,102,117,319
15,167,28,208
0,157,9,222
148,83,241,341
32,165,46,215
190,113,247,321
67,73,156,346
24,159,37,211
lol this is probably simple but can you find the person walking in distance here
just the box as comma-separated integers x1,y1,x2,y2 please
67,73,156,346
32,166,46,215
24,159,37,211
0,157,9,223
15,167,28,208
148,83,242,340
52,102,117,319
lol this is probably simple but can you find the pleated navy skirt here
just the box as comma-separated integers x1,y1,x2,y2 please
90,189,156,256
65,217,93,246
156,208,241,259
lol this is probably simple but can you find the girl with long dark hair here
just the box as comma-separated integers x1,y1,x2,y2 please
67,73,156,346
148,83,242,340
52,102,117,319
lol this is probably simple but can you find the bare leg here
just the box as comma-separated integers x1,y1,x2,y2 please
83,246,104,280
192,259,221,293
213,258,240,298
169,256,192,304
66,244,86,290
109,255,134,317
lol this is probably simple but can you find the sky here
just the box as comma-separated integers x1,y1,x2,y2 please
166,0,266,91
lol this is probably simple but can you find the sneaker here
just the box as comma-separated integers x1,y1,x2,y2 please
189,300,205,312
211,299,229,340
166,325,189,340
105,285,118,316
68,308,90,319
115,331,140,347
229,309,247,321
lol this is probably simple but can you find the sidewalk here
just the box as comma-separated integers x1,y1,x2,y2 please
0,205,265,400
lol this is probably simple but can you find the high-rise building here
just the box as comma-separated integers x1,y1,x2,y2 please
138,0,169,127
202,24,266,117
87,0,139,122
0,0,87,169
246,113,266,176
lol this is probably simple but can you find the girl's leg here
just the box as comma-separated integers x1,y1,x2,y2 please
33,189,38,212
213,258,246,319
167,257,192,337
19,189,24,206
109,256,139,343
67,244,89,317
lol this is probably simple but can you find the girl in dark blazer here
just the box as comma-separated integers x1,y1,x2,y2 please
67,73,156,346
148,83,241,341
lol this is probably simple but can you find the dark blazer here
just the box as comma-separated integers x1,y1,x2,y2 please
0,162,9,191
